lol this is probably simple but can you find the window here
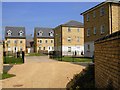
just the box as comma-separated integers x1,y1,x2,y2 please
39,47,41,50
49,47,50,50
86,14,90,21
7,30,12,36
87,44,90,51
40,40,42,43
7,40,10,44
68,27,71,32
100,7,105,16
93,11,96,18
77,37,80,42
93,27,96,34
45,40,48,43
43,47,45,50
52,47,54,50
14,40,17,44
77,28,80,32
20,47,22,51
49,32,53,36
38,40,39,42
51,40,53,43
87,29,90,36
20,41,22,43
19,30,24,36
38,31,43,36
100,25,105,34
68,47,71,52
67,37,71,42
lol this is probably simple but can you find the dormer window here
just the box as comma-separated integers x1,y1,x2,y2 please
7,30,12,36
19,30,24,36
49,31,53,36
38,31,43,36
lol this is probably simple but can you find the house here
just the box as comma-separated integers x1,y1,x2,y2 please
81,0,120,57
26,34,34,53
34,27,54,53
54,20,84,56
4,26,26,53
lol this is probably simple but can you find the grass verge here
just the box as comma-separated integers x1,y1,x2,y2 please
26,53,46,56
2,71,16,79
4,56,23,64
54,57,92,62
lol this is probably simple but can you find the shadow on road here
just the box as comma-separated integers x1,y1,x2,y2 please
70,62,93,67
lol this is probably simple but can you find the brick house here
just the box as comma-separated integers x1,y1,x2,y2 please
81,0,120,57
54,20,84,56
34,27,54,53
4,26,26,53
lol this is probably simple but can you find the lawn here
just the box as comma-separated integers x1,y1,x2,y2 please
26,53,46,56
1,71,16,79
54,57,92,62
4,56,23,64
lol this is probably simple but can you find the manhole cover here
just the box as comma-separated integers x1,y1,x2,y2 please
13,84,23,87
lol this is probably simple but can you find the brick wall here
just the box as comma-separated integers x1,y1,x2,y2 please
94,30,120,88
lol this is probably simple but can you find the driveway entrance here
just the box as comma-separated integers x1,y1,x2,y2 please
3,56,85,88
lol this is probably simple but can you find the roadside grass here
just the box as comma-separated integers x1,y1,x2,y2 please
66,64,95,89
4,56,23,64
26,53,46,56
54,57,92,62
1,71,16,79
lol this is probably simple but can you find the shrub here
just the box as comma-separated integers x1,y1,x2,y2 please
66,64,95,89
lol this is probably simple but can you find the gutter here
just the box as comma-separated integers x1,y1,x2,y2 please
110,2,112,34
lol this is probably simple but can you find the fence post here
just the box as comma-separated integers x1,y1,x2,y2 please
22,51,25,63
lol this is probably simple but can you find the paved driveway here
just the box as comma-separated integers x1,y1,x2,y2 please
3,56,85,88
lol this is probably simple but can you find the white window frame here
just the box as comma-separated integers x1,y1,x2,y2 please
68,47,71,52
68,27,71,32
39,40,42,43
100,25,105,34
49,31,53,36
93,27,96,34
87,29,90,36
86,14,90,21
77,37,80,42
77,28,80,32
100,7,105,16
7,30,12,36
67,37,71,42
19,30,24,36
93,11,96,18
38,31,43,36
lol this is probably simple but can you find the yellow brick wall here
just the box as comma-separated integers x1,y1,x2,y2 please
94,31,120,88
62,26,84,46
36,38,54,52
84,3,110,42
83,3,120,43
5,38,26,52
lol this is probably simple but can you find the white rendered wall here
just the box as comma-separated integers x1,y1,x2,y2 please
84,41,94,57
62,45,84,56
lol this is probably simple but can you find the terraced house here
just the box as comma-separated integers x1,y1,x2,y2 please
34,27,54,53
4,26,26,53
54,20,84,56
81,0,120,57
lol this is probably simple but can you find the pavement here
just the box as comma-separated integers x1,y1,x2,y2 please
2,56,85,88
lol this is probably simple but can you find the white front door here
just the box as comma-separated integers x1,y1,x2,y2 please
28,48,31,53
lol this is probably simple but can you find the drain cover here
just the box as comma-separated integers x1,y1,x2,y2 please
13,84,23,87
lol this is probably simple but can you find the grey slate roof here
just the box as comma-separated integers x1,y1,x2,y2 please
61,20,84,28
35,27,54,38
5,26,26,38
